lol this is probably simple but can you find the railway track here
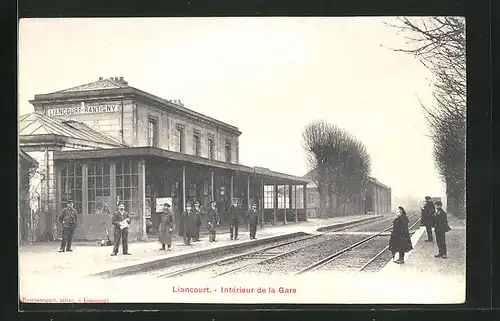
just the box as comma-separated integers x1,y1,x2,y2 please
157,215,387,279
295,215,421,275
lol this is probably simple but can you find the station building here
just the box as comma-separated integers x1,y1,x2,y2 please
302,171,391,218
19,77,308,241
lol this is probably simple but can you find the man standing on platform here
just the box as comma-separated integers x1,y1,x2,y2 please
207,200,220,242
58,199,78,252
111,201,131,256
229,198,242,240
421,196,436,242
248,203,259,240
180,202,196,245
434,201,451,258
193,200,203,242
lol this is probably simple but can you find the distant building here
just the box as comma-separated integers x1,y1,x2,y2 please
302,170,391,217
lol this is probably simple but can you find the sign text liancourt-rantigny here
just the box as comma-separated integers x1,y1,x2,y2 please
45,104,119,116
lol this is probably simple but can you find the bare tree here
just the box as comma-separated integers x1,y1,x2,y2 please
386,17,466,218
303,121,372,217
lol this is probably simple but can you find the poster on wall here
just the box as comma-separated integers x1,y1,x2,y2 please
145,198,151,218
95,196,112,215
155,197,172,213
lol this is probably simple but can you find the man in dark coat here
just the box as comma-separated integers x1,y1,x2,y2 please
228,198,242,240
111,202,131,256
434,201,451,258
421,196,436,242
180,202,196,245
193,200,203,242
159,202,174,251
248,203,259,240
59,199,78,252
206,200,220,242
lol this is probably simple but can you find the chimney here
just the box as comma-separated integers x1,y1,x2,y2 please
99,77,103,80
119,77,124,82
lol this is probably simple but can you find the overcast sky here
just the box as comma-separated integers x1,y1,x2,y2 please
18,17,448,202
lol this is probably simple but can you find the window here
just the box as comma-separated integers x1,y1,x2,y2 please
193,131,201,156
87,162,111,215
148,117,158,147
61,162,83,215
116,159,140,215
264,185,274,209
208,135,214,160
176,125,185,153
296,185,304,209
277,185,287,209
225,140,232,163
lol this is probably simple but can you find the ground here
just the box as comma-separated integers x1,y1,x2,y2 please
18,215,466,304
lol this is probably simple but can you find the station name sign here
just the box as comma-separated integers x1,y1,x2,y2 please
45,105,119,116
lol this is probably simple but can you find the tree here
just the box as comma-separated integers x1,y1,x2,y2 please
302,120,372,217
386,17,466,218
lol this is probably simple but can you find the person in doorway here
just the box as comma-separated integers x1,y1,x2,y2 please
229,198,242,240
434,201,451,258
388,206,413,264
180,202,196,245
59,199,78,252
111,201,131,256
193,200,203,242
421,196,436,242
159,201,174,251
206,200,220,242
248,203,259,240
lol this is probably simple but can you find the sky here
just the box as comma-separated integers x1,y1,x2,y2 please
18,17,448,202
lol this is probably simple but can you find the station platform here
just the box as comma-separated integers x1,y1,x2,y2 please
19,214,379,281
371,216,466,304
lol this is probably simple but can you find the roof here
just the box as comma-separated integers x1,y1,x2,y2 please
19,149,38,167
53,147,309,185
54,77,128,93
31,77,241,135
19,112,127,148
302,169,391,190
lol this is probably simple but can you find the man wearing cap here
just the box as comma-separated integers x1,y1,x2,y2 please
159,201,174,251
228,198,242,240
193,200,203,242
206,200,220,242
421,196,436,242
248,203,259,240
434,201,451,258
58,199,78,252
111,201,131,256
180,202,196,245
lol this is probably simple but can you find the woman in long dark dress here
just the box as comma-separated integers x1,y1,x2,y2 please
388,206,413,264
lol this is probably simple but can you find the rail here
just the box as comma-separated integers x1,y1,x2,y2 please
295,215,421,275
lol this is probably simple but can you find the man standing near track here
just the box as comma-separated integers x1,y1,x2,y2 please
228,198,242,240
248,203,259,240
206,200,220,242
421,196,436,242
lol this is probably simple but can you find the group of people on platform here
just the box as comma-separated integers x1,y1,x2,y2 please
388,196,451,264
57,197,262,255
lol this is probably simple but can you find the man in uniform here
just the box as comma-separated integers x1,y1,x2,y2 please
421,196,436,242
228,198,242,240
206,200,220,242
180,202,196,245
111,201,131,256
158,201,174,251
434,201,451,258
248,203,259,240
59,199,78,252
193,200,203,242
